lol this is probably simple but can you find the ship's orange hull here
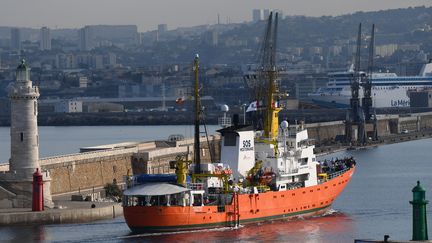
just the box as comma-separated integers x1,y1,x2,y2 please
123,167,355,233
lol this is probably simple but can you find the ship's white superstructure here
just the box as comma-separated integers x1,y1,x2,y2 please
254,122,318,189
309,62,432,108
219,121,319,191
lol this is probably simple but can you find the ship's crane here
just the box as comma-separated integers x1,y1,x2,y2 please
364,24,379,141
351,23,362,124
346,23,378,145
362,24,374,123
360,24,378,143
243,12,282,139
261,12,282,139
346,23,363,144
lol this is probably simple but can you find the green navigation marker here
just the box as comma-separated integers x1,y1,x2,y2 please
410,181,429,241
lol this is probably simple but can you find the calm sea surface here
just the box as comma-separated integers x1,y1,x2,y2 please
1,126,432,242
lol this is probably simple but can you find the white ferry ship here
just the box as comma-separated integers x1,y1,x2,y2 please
308,62,432,108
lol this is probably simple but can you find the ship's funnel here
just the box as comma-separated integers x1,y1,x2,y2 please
218,125,255,181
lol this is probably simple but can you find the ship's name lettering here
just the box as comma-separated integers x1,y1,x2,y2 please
391,99,410,107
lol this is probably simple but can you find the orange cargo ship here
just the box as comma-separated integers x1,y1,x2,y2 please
123,167,355,232
122,12,356,233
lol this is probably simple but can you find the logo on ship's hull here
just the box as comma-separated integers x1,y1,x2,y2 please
240,140,254,151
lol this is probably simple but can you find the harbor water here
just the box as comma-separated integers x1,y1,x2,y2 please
1,126,432,242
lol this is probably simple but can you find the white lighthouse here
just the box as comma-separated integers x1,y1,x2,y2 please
9,60,40,179
0,60,52,208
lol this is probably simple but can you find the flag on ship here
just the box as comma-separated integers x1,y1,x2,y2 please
246,100,280,112
176,96,185,104
246,101,261,112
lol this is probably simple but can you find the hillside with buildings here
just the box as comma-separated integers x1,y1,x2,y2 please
0,6,432,125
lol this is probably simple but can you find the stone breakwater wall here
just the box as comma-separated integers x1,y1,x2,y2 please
305,112,432,144
41,148,137,195
132,136,221,175
304,117,394,143
305,121,346,144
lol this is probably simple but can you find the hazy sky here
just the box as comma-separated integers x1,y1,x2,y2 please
1,0,431,31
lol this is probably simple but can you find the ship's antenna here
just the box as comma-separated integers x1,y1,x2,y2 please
193,54,201,174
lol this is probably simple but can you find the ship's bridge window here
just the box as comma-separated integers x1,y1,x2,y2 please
224,133,237,146
300,158,308,165
192,194,203,206
123,193,186,207
298,139,310,147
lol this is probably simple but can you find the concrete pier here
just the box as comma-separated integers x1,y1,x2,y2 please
0,201,122,226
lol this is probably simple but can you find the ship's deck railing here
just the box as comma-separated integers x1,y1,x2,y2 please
327,167,351,180
287,182,304,190
218,117,231,127
187,183,205,190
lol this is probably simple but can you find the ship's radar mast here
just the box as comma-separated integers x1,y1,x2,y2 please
193,54,201,173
